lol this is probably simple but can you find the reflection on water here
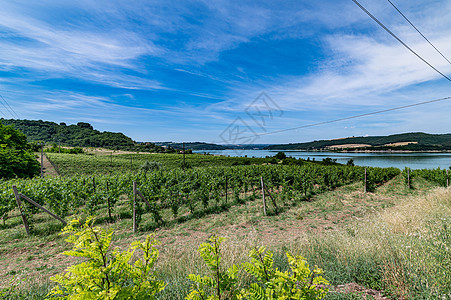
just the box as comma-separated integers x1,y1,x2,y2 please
194,150,451,170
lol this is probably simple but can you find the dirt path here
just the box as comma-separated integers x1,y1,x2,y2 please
36,153,59,177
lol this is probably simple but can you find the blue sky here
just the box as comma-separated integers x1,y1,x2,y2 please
0,0,450,144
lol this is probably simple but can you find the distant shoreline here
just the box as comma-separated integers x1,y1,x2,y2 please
210,148,451,153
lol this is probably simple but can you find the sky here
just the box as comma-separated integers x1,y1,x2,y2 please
0,0,450,144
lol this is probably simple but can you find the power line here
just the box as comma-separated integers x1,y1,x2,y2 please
0,94,20,119
387,0,451,65
0,96,14,119
247,96,451,138
351,0,451,82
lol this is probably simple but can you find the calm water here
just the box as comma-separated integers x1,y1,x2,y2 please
194,149,451,170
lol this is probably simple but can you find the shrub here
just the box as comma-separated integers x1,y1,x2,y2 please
274,152,287,160
186,235,329,300
0,122,40,179
140,161,162,173
47,217,166,299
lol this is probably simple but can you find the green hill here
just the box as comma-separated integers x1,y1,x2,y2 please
0,119,174,153
265,132,451,151
154,142,228,150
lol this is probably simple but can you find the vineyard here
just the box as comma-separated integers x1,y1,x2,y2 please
412,168,450,187
0,162,401,234
1,153,451,299
44,152,280,176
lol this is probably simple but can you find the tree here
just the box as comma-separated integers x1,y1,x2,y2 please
0,122,40,179
274,151,287,160
76,122,93,130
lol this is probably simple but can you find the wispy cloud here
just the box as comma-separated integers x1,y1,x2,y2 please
218,4,451,112
0,2,164,90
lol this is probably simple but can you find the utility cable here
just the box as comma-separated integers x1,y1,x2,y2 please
387,0,451,65
0,94,20,119
242,96,451,138
351,0,451,82
0,95,15,119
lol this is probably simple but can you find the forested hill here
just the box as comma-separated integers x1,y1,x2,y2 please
0,119,172,152
154,142,228,150
265,132,451,151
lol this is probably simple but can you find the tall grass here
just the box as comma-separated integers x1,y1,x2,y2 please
294,187,451,298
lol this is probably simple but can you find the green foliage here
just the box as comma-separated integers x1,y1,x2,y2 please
412,168,449,187
187,236,329,300
321,157,338,166
186,236,240,300
0,122,29,149
47,217,166,299
0,149,41,179
274,152,286,160
45,144,84,154
241,247,329,299
0,118,172,153
281,157,303,166
0,122,40,179
140,161,162,174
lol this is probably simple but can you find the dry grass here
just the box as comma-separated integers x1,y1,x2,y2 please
380,187,450,235
287,186,451,298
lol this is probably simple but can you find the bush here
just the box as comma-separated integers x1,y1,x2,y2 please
186,235,329,300
0,122,40,179
141,161,162,173
47,217,166,299
0,149,40,179
45,144,84,154
274,152,287,160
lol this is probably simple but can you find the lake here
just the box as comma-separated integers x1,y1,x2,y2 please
193,149,451,170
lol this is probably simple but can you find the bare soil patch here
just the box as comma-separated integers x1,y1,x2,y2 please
35,153,59,177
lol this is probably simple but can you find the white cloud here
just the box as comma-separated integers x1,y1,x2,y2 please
0,2,164,90
218,2,451,112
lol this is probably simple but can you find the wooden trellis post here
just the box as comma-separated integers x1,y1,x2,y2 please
225,176,228,204
13,186,30,235
260,177,267,216
132,181,159,233
106,180,112,220
12,185,67,235
260,177,279,215
133,181,137,233
447,169,449,188
407,168,411,189
40,142,44,178
364,168,367,193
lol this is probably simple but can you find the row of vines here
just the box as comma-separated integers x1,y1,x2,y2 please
411,168,450,187
0,164,401,231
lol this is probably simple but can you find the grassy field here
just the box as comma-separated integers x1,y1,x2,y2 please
1,162,449,299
